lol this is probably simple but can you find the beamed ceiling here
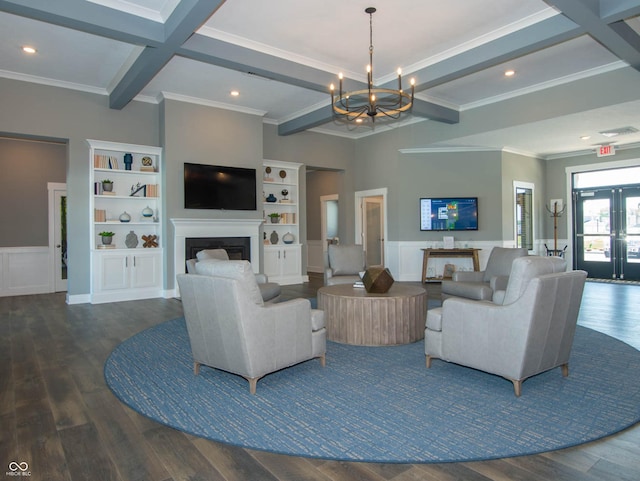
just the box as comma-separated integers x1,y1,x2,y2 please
2,0,640,158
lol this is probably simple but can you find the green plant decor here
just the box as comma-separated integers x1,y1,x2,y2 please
98,231,115,237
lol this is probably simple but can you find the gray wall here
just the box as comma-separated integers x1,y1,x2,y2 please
305,170,344,241
263,123,355,255
0,78,159,296
544,145,640,240
501,151,547,242
161,99,264,288
0,137,67,247
2,75,637,297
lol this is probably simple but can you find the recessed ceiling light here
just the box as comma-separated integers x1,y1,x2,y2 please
22,46,37,54
580,135,591,140
230,90,240,97
504,69,515,77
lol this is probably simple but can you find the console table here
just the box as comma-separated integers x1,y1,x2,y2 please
421,248,481,283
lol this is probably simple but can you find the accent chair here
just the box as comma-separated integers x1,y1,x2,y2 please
440,247,528,301
425,256,587,396
324,244,366,286
177,260,326,394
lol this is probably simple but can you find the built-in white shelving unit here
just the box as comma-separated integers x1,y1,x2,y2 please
262,160,304,285
88,139,164,303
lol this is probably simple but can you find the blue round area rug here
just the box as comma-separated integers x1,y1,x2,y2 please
104,318,640,463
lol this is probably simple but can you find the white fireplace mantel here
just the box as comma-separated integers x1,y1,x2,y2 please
171,218,264,278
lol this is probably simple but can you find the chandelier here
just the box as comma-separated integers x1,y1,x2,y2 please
330,7,415,123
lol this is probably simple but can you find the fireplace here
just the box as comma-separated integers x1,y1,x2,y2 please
171,219,264,288
185,236,251,262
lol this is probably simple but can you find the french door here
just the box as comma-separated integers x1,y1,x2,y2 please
574,186,640,280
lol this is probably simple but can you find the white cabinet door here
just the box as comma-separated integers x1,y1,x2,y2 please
263,247,281,279
92,250,163,303
281,245,301,278
131,251,161,288
263,245,302,284
99,253,129,291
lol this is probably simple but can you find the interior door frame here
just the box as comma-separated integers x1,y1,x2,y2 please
355,188,388,267
48,182,67,292
565,157,640,269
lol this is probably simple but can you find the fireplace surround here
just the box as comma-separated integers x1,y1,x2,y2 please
171,219,263,283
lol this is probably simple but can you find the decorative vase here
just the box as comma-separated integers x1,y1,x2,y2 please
283,232,295,244
119,211,131,223
101,235,113,245
125,231,138,248
124,153,133,171
102,182,113,192
142,206,153,218
266,193,277,203
270,231,279,245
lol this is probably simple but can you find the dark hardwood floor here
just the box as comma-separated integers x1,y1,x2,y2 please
1,277,639,481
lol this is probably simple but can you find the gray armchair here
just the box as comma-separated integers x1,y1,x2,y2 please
324,244,365,286
186,248,281,303
425,256,587,396
177,260,326,394
441,247,528,301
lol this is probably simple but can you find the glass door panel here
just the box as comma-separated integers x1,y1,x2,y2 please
575,191,613,279
621,189,640,279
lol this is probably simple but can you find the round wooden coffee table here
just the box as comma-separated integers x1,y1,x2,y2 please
317,283,427,346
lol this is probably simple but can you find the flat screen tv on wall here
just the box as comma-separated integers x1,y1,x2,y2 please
184,162,257,210
420,197,478,231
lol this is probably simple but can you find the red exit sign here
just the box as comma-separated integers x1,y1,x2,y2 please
597,145,616,157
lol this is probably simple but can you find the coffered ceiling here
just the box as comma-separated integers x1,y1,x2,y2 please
2,0,640,158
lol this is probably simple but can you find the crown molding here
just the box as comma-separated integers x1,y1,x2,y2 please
159,92,267,116
460,61,626,111
0,69,108,96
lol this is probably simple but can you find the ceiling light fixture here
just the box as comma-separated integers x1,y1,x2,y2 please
22,46,37,54
504,69,515,77
330,7,414,123
230,90,240,97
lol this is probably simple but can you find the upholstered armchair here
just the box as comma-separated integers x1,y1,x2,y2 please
324,244,366,286
177,260,326,394
441,247,528,301
425,256,587,396
186,248,281,303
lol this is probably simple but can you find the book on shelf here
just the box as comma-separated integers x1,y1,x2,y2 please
140,166,155,172
94,154,119,169
280,213,296,224
96,244,116,249
94,209,106,222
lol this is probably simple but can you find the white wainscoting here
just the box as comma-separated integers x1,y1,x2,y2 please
385,241,521,282
0,247,52,297
306,240,325,273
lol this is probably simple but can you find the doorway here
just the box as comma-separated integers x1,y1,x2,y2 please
320,194,339,254
355,188,387,268
48,182,67,291
574,186,640,280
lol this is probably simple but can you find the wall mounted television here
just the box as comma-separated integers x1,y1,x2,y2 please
184,162,257,210
420,197,478,231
